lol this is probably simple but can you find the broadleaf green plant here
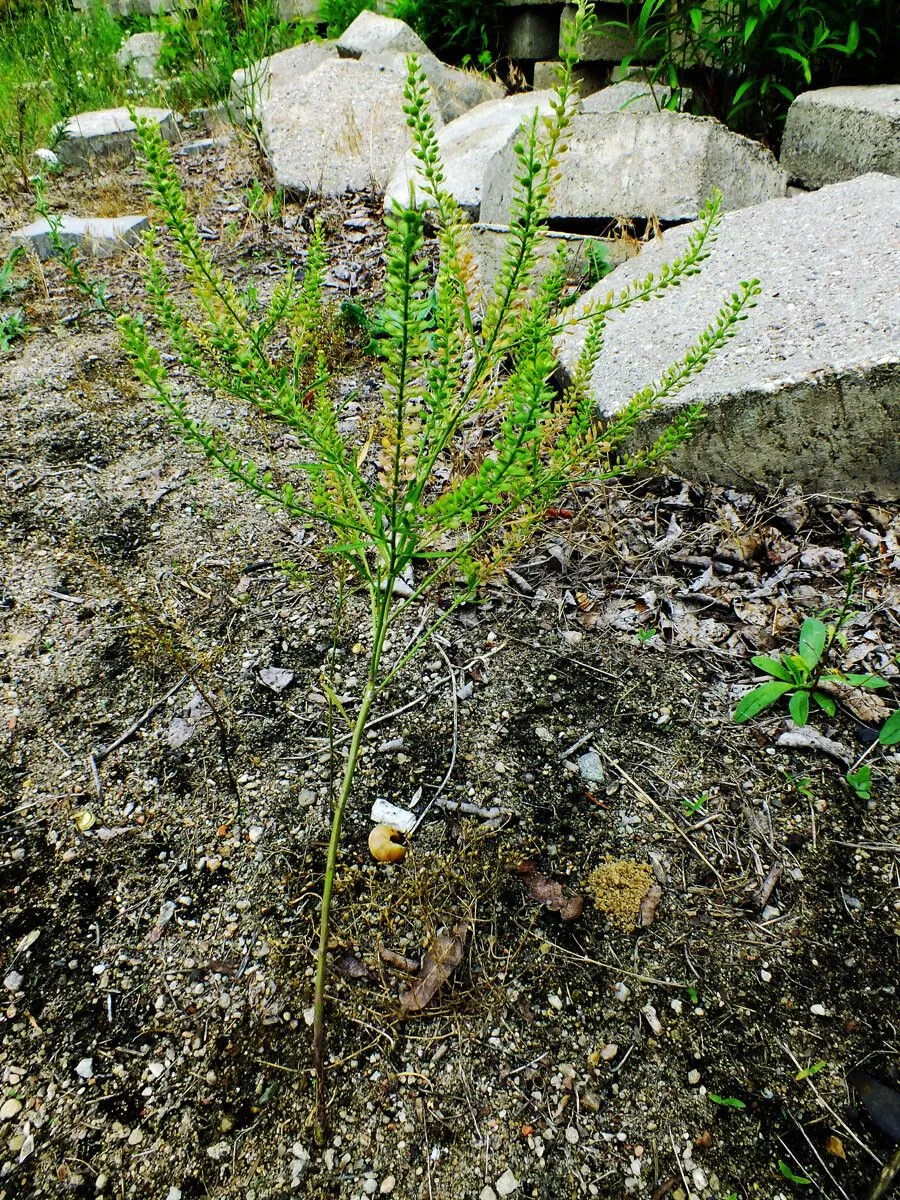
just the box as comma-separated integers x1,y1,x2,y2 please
47,0,761,1138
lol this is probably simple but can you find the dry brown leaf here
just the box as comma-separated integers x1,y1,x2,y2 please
824,1135,845,1159
639,883,664,927
334,951,371,980
517,863,585,921
399,923,469,1013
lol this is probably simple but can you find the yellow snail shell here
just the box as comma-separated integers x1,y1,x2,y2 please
368,825,406,863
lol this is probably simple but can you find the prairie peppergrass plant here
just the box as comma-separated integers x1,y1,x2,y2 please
47,0,760,1136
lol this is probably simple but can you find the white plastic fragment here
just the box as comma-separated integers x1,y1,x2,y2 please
370,798,417,833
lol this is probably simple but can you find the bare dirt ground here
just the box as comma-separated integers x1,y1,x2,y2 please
2,121,899,1200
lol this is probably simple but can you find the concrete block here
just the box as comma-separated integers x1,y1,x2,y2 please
12,215,148,260
54,107,177,168
505,7,562,60
555,173,900,498
560,4,635,61
336,10,429,59
386,91,555,219
261,55,442,196
364,52,505,124
580,79,688,113
231,41,337,119
780,85,900,188
115,32,163,82
482,109,786,224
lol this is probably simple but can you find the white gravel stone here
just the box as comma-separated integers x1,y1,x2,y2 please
0,1098,23,1121
565,1125,579,1144
379,1177,396,1195
75,1058,93,1079
3,971,23,991
495,1170,520,1197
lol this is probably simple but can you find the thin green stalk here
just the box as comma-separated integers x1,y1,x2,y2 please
312,584,392,1138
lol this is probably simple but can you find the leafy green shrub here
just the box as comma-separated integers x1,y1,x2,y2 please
390,0,498,65
621,0,892,140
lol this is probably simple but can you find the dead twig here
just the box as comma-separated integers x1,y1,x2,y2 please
93,672,190,763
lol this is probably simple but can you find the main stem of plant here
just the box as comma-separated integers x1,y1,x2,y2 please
312,587,392,1140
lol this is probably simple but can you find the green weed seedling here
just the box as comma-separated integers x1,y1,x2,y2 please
48,0,761,1139
681,790,707,818
846,764,872,800
778,1158,812,1186
709,1094,746,1110
0,247,25,301
0,308,30,352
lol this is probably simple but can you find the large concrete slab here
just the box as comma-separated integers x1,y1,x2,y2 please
231,41,338,119
555,174,900,499
781,85,900,188
260,56,443,196
364,52,504,124
470,223,637,292
336,10,429,59
385,91,554,219
481,109,786,224
54,108,177,168
12,215,148,260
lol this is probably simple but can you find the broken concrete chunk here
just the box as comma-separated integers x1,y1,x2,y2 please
468,222,636,293
780,84,900,188
555,173,900,498
367,51,504,125
261,56,443,196
12,215,149,261
54,107,177,167
115,31,163,82
336,10,429,60
580,79,689,115
482,109,786,224
386,91,554,219
230,40,337,120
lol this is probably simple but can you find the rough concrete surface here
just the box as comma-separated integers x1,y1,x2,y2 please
231,41,337,119
54,107,177,167
555,174,900,498
261,56,443,196
115,31,163,82
364,52,504,124
336,10,429,59
781,85,900,188
385,91,554,219
12,215,149,260
481,109,786,223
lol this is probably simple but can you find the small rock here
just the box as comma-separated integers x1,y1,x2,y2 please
548,993,563,1011
810,1003,828,1017
692,1167,707,1191
480,1189,498,1200
379,1177,396,1195
0,1098,23,1121
75,1058,93,1080
148,1062,165,1079
688,1069,701,1085
761,905,781,921
581,1090,601,1112
248,826,265,844
363,1179,378,1196
127,1126,143,1146
642,1003,662,1035
613,982,631,1003
495,1170,520,1197
166,1189,183,1200
259,666,294,692
760,969,772,983
12,216,149,262
565,1125,579,1144
599,1043,619,1062
3,971,23,992
577,751,605,783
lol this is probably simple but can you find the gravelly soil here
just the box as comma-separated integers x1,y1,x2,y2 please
1,121,899,1200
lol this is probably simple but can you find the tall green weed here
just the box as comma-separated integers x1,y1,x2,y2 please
0,0,127,181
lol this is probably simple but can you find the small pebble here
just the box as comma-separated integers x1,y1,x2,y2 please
565,1126,579,1144
379,1177,396,1195
3,971,23,992
75,1058,94,1080
548,993,563,1011
127,1127,144,1146
248,826,264,844
810,1003,828,1017
480,1189,497,1200
613,982,630,1004
761,905,780,921
687,1070,701,1085
0,1098,22,1121
495,1170,520,1197
599,1043,619,1062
